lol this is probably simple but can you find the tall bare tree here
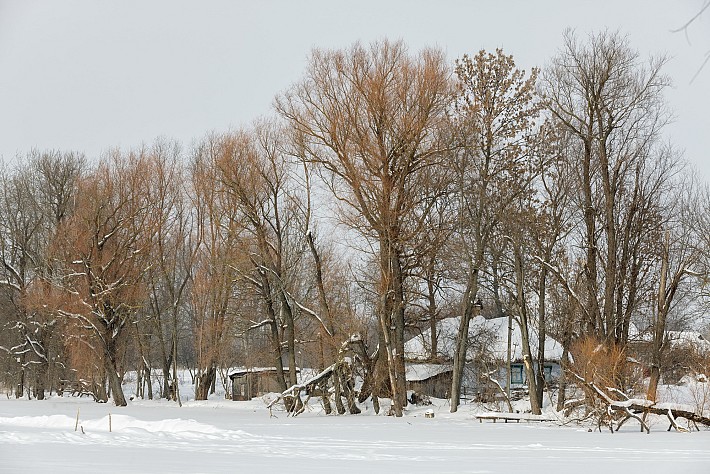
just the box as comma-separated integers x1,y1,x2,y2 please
217,126,299,392
529,137,575,409
0,161,45,398
0,151,84,399
448,49,542,412
277,40,451,416
189,135,242,400
141,140,195,403
54,151,158,406
544,30,672,347
646,165,703,401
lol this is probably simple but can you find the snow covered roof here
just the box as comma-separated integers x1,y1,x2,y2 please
666,331,710,353
627,325,710,352
405,363,453,382
404,315,564,362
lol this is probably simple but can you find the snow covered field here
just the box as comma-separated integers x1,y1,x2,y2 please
1,392,709,474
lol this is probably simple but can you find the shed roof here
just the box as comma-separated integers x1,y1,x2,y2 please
227,367,300,378
405,363,453,382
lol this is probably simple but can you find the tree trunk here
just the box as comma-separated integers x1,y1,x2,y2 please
144,361,153,400
426,258,438,360
378,307,401,416
306,229,334,339
15,353,25,398
340,364,361,415
378,241,406,416
280,293,298,387
535,266,548,408
581,142,602,335
320,379,332,415
162,358,172,399
556,345,568,413
522,354,540,414
647,232,670,403
270,319,288,393
261,272,288,393
506,313,512,405
647,365,661,403
136,366,144,399
392,253,407,412
171,332,182,406
519,321,540,414
513,242,540,414
34,359,48,401
195,364,216,401
105,355,127,407
333,368,345,415
450,268,479,413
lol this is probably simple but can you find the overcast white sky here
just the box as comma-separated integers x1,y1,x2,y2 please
0,0,708,179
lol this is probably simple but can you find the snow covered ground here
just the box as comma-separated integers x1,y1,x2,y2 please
1,390,709,474
1,372,709,473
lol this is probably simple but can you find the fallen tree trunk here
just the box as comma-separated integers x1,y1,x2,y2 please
267,364,335,416
267,359,362,417
267,335,376,417
571,373,710,432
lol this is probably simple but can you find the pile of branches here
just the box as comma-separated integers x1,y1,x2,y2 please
565,337,710,433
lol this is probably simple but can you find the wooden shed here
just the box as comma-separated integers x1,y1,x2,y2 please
405,363,453,399
228,367,299,401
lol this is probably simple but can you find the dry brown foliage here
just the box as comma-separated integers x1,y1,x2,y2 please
569,336,641,398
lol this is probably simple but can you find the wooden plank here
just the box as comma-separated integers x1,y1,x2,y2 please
474,413,555,423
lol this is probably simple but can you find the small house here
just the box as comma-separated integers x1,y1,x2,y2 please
404,315,564,397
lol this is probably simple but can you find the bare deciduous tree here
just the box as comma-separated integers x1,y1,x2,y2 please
646,168,704,402
544,30,672,347
189,136,241,400
141,139,194,404
448,49,542,412
54,151,158,406
0,151,84,399
277,40,451,416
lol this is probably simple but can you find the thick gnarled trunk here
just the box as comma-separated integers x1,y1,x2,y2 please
105,354,127,407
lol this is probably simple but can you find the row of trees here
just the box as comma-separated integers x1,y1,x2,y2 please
1,31,708,416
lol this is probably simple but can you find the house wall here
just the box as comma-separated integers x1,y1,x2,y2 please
506,362,560,387
456,361,561,402
257,374,284,394
403,361,561,403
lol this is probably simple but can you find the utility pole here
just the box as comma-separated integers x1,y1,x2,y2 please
506,311,512,408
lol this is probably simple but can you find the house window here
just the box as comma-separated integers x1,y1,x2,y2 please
543,364,553,382
511,364,524,385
